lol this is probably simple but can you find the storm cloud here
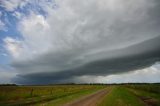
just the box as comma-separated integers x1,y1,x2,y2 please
13,36,160,84
1,0,160,84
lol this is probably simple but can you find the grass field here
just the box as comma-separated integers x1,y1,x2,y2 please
99,84,160,106
126,84,160,106
99,86,145,106
0,85,105,106
0,84,160,106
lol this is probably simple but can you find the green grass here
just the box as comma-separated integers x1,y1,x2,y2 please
127,88,160,99
1,84,160,106
127,87,160,106
125,84,160,94
99,86,145,106
0,85,105,106
125,84,160,105
34,88,102,106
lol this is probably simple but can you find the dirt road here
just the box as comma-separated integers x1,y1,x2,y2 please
63,88,109,106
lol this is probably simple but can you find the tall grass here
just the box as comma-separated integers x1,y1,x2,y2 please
125,84,160,94
0,85,104,102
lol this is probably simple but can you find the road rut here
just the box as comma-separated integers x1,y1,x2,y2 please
63,88,109,106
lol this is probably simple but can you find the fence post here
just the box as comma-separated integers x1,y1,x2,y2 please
50,89,53,95
30,88,33,97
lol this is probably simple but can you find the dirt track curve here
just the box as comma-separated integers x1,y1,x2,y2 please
63,88,109,106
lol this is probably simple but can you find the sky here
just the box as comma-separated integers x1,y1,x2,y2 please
0,0,160,84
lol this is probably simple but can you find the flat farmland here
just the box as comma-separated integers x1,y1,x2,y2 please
0,84,160,106
0,85,106,106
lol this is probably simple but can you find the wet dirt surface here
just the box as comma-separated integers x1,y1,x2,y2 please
140,97,159,106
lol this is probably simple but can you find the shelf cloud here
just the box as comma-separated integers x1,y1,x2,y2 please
1,0,160,84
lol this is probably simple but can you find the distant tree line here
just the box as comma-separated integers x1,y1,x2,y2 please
0,84,17,86
0,83,159,86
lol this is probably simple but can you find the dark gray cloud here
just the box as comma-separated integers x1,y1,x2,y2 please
1,0,160,84
13,36,160,84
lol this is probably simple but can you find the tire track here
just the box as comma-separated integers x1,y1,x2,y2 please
63,88,109,106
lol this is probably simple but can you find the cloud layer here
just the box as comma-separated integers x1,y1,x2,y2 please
1,0,160,84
